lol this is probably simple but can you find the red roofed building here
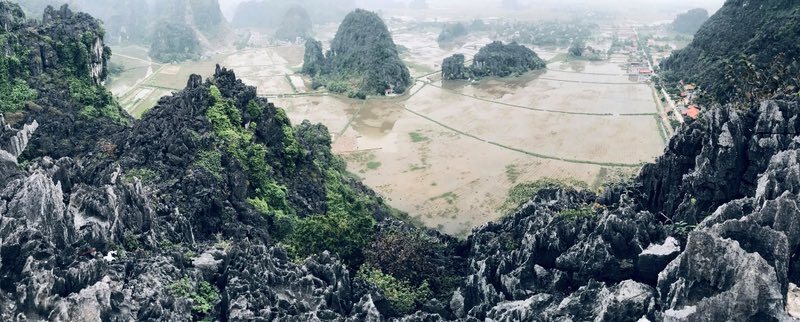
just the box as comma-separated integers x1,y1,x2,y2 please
683,105,701,119
639,68,653,75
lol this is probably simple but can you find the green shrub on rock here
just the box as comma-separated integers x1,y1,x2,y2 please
357,265,431,315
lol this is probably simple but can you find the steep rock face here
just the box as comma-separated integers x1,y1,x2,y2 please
303,9,412,97
0,66,403,320
660,0,800,104
639,98,800,224
302,39,325,76
0,2,128,161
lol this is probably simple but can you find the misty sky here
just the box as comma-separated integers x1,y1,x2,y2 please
217,0,727,21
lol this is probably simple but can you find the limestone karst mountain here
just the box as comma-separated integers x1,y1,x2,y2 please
302,9,411,98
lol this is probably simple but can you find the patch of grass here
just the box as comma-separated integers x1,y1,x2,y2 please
430,191,458,205
559,205,595,222
0,79,36,113
505,164,521,183
409,131,429,143
499,178,588,214
123,168,157,184
366,161,382,170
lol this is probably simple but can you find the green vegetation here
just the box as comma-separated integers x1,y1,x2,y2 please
559,205,595,222
302,9,411,98
505,165,521,183
499,178,588,214
366,161,381,170
123,168,157,184
568,40,605,61
502,21,596,47
206,85,293,218
668,221,697,240
357,265,431,315
0,79,36,113
441,54,468,81
285,167,376,264
430,192,458,205
169,277,220,316
302,39,325,76
408,131,429,143
204,87,383,266
123,232,141,251
194,150,223,179
69,78,129,124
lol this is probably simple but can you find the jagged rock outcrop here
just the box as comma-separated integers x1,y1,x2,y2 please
0,114,37,160
639,98,800,224
0,2,130,164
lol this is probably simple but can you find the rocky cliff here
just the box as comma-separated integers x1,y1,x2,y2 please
2,2,800,321
0,2,128,162
302,9,412,98
660,0,800,105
